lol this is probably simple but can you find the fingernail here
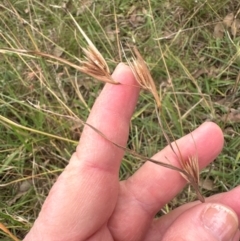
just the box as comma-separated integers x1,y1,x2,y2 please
202,204,239,241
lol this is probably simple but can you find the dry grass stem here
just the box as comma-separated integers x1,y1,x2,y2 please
128,46,161,108
0,47,118,84
83,119,206,203
0,222,20,241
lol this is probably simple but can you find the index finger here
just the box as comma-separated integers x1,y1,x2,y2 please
76,63,140,173
24,63,140,241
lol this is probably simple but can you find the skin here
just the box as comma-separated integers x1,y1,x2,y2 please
24,63,240,241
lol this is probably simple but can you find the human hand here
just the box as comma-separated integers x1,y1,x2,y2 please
24,63,240,241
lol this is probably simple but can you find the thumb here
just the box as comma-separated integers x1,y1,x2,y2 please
162,203,239,241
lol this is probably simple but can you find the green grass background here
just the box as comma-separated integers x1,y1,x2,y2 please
0,0,240,239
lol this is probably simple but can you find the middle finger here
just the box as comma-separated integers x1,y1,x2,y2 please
109,122,224,241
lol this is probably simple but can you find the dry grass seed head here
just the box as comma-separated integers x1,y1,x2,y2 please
177,151,203,202
166,133,200,187
69,12,119,85
128,46,161,108
156,109,203,202
80,45,117,84
180,156,200,185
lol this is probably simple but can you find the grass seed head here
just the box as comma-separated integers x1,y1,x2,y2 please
69,12,119,85
80,45,117,84
180,156,200,185
47,43,119,84
128,46,161,108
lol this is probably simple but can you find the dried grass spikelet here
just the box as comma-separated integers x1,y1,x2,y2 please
169,143,204,203
166,135,204,202
182,158,204,203
128,46,161,108
173,147,204,202
156,108,204,202
69,12,119,85
180,156,199,185
78,27,118,84
179,154,204,202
